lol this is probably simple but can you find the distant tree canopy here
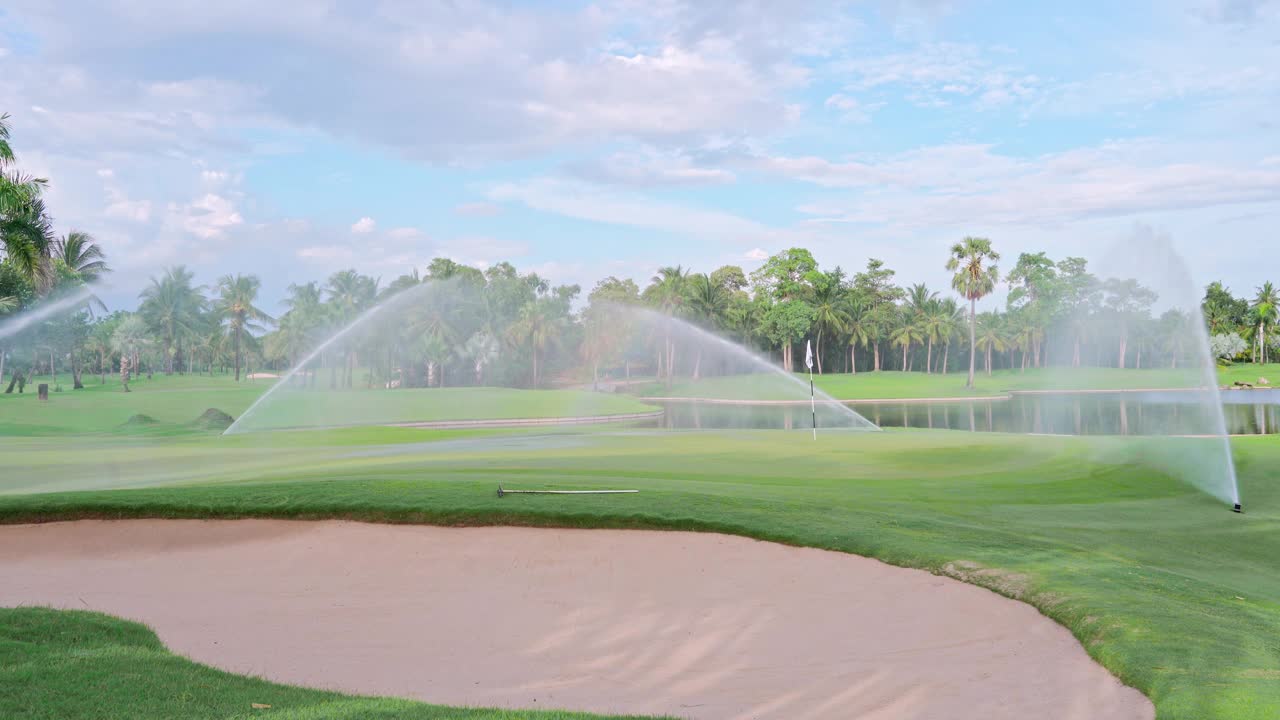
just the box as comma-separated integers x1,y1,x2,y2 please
3,108,1276,396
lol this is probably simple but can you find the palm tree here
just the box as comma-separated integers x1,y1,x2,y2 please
325,270,378,387
947,237,1000,388
509,299,563,388
1251,282,1279,365
86,320,115,384
53,232,109,281
139,266,205,374
936,299,964,374
844,298,871,374
110,314,150,392
890,316,924,372
647,265,690,385
809,271,849,374
975,312,1009,375
214,274,272,382
0,114,54,290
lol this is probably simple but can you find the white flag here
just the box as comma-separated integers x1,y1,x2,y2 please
805,339,814,370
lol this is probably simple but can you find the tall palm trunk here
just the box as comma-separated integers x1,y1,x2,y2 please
926,337,934,374
851,345,858,374
941,342,949,375
901,342,908,371
233,326,242,381
967,297,977,388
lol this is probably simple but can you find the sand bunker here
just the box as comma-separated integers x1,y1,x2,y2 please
0,520,1152,720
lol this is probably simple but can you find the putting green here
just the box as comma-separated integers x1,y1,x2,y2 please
0,427,1277,718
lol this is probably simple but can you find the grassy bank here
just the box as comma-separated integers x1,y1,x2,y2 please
641,364,1280,401
0,607,659,720
1,428,1277,719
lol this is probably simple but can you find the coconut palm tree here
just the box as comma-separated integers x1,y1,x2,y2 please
53,232,109,282
509,298,563,388
646,265,690,384
808,271,849,374
947,237,1000,388
110,314,150,392
890,316,924,372
0,114,54,290
325,270,378,387
936,298,964,374
1251,282,1279,365
975,312,1009,375
844,297,871,374
214,274,272,382
139,266,205,374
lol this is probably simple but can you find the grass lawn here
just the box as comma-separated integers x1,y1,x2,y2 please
0,427,1277,719
0,607,659,720
0,373,654,435
641,364,1280,401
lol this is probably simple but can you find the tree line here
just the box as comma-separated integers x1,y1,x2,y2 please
5,111,1279,396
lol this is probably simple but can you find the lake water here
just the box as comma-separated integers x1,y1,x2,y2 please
654,389,1280,436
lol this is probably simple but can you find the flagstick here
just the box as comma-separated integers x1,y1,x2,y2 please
810,369,817,440
806,339,817,440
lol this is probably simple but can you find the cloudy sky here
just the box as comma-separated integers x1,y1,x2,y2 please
3,0,1278,312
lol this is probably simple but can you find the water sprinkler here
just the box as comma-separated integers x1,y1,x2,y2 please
1233,503,1243,513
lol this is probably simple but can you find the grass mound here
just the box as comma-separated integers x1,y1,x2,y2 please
191,408,235,431
118,413,158,428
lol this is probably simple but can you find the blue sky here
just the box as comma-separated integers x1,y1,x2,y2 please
2,0,1278,312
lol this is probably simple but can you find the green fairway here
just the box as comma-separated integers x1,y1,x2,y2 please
0,607,660,720
0,373,654,435
0,427,1277,719
641,365,1280,401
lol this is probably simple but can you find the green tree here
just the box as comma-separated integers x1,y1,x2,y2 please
806,269,849,374
214,274,272,382
1250,282,1278,365
53,232,109,282
975,312,1009,375
760,300,814,372
139,266,205,374
0,113,54,289
947,237,1001,388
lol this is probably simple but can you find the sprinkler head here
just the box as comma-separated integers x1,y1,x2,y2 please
1232,503,1243,514
496,485,505,499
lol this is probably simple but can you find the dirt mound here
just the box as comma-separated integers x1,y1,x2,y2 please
191,408,235,431
119,414,159,428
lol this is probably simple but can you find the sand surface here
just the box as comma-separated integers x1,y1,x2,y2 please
0,520,1153,720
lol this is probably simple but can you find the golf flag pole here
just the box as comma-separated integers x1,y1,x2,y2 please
805,339,816,440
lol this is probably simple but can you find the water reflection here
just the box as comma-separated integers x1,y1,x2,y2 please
656,389,1280,436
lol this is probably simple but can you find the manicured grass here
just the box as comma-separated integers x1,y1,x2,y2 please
1,428,1277,719
0,373,654,435
643,365,1280,401
0,607,660,720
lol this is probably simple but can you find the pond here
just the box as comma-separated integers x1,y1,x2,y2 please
653,389,1280,436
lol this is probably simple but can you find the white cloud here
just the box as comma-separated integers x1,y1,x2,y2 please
350,216,377,234
489,177,800,245
454,202,502,217
822,94,885,123
794,141,1280,228
167,193,243,239
745,248,769,260
567,148,736,187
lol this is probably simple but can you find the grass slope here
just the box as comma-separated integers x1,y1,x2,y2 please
0,373,653,435
1,429,1277,719
0,607,661,720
